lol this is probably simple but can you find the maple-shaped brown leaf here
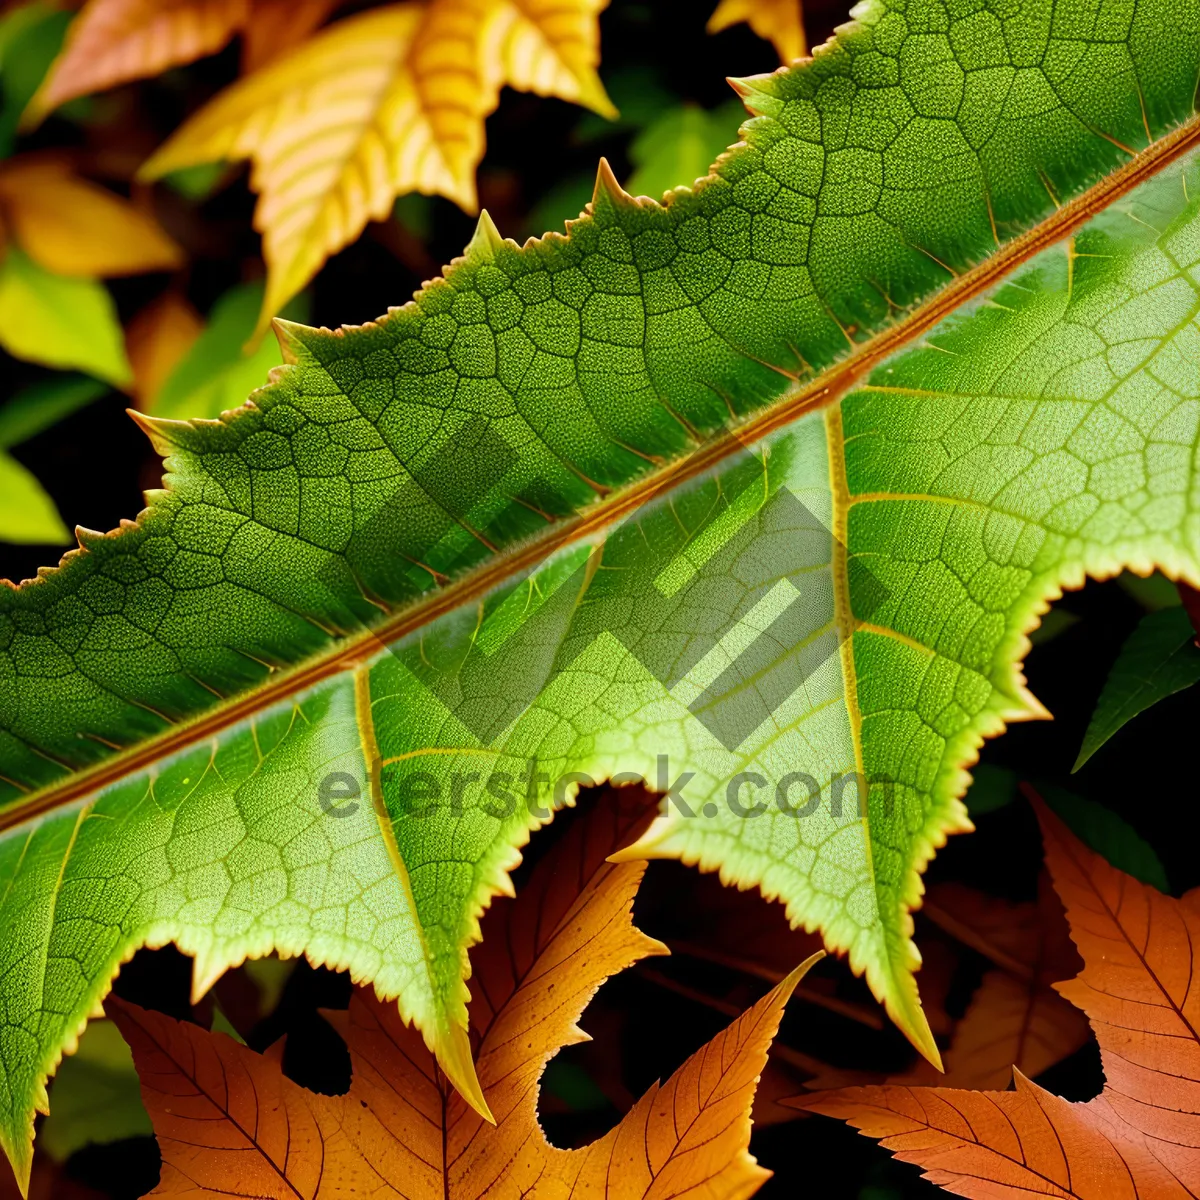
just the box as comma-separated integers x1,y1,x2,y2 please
795,793,1200,1199
111,791,817,1198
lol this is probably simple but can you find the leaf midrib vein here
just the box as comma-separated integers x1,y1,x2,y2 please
6,111,1200,834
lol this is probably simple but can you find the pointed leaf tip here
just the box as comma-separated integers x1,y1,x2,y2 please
271,316,317,363
437,1021,495,1125
464,209,505,263
591,157,630,216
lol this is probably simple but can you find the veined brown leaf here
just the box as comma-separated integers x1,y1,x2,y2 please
797,795,1200,1198
111,793,817,1198
139,0,615,333
707,0,807,63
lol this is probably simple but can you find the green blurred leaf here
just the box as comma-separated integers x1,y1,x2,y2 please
152,282,307,420
1075,607,1200,770
1028,606,1079,645
524,171,595,238
0,448,68,544
571,65,675,143
242,956,296,1018
0,374,108,450
541,1060,611,1112
210,1006,247,1045
625,100,744,201
38,1019,151,1162
1116,569,1183,611
0,249,131,385
0,4,69,157
393,192,434,241
963,763,1018,817
159,160,231,202
1037,785,1170,893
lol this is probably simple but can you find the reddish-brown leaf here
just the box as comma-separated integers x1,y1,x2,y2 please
239,0,340,70
113,793,816,1198
26,0,249,122
794,796,1200,1199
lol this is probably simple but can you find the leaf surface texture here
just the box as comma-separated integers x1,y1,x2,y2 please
3,0,1200,1185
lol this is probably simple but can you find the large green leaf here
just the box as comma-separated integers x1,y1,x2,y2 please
3,0,1200,1187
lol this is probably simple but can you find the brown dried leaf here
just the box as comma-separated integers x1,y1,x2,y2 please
795,796,1200,1199
114,794,816,1197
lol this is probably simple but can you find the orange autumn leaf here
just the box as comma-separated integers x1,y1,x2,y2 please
0,157,182,278
795,794,1200,1199
111,793,817,1198
707,0,806,63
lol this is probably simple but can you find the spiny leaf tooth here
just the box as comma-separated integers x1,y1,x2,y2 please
74,527,108,552
590,157,631,220
126,407,200,458
726,75,778,117
437,1021,495,1126
272,317,321,364
464,209,505,264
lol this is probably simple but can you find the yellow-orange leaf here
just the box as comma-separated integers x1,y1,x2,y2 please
26,0,250,124
797,797,1200,1199
125,292,203,408
26,0,344,124
112,794,814,1198
707,0,806,63
0,158,182,277
139,0,615,335
482,0,615,117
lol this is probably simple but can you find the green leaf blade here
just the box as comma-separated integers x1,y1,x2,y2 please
1075,606,1200,769
0,451,69,544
